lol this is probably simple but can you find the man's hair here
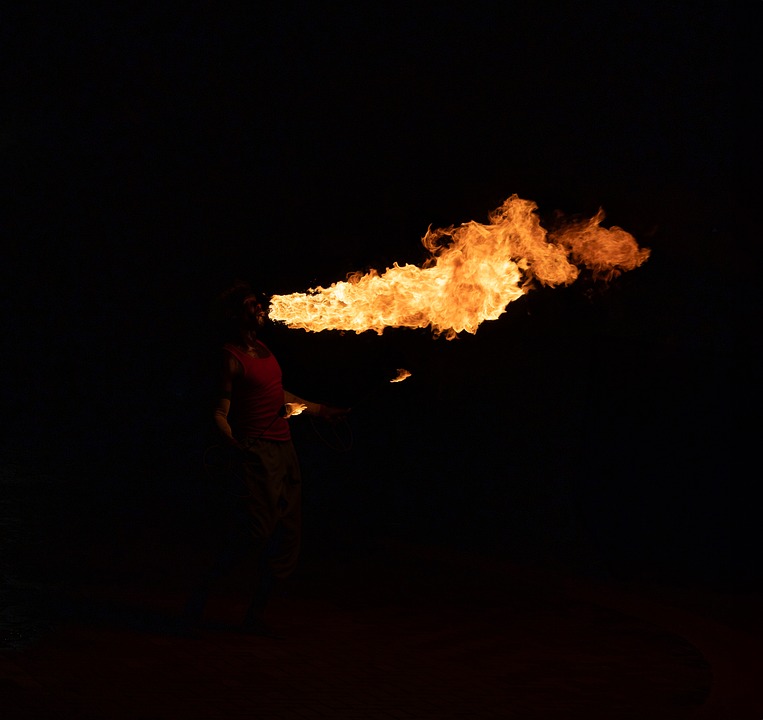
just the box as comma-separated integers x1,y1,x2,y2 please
217,279,253,312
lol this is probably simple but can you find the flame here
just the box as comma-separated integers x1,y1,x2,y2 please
390,368,411,383
284,402,307,418
269,194,649,339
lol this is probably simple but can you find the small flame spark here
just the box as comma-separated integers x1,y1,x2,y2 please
390,369,411,383
269,194,649,339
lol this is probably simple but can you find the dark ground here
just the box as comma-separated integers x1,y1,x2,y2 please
3,3,761,718
1,464,762,719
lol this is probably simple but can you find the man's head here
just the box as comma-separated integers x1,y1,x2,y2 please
215,280,267,337
240,292,266,331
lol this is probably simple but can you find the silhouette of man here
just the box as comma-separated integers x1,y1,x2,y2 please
183,281,349,636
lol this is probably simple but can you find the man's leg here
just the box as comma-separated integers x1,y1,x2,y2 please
243,441,302,636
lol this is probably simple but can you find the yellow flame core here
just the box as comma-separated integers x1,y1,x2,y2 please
269,195,649,339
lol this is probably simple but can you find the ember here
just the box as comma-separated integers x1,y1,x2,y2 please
390,369,411,383
269,195,649,338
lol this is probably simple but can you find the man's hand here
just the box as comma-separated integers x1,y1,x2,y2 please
319,405,351,422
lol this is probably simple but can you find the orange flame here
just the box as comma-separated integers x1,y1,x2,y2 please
390,369,411,383
284,402,307,418
269,195,649,339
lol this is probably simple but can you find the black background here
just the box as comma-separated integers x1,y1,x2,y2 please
3,2,760,591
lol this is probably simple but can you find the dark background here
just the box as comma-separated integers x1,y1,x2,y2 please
3,2,760,597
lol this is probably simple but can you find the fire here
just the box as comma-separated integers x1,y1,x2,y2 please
390,369,411,383
269,194,649,339
283,402,307,418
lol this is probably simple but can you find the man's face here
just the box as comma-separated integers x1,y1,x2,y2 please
241,294,266,330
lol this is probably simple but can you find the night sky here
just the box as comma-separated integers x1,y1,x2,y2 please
4,3,760,589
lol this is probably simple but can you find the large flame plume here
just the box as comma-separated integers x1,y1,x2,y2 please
269,195,650,339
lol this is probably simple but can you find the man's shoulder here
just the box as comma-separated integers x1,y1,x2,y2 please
221,344,244,371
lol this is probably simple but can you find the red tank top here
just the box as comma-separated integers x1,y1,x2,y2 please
224,342,291,442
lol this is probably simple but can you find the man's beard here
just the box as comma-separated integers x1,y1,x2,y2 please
242,313,265,331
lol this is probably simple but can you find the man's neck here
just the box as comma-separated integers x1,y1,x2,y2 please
240,330,258,349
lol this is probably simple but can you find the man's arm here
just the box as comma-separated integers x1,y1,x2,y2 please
213,353,242,448
283,389,350,422
283,390,320,416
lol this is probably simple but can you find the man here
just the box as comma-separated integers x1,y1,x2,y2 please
183,280,349,636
